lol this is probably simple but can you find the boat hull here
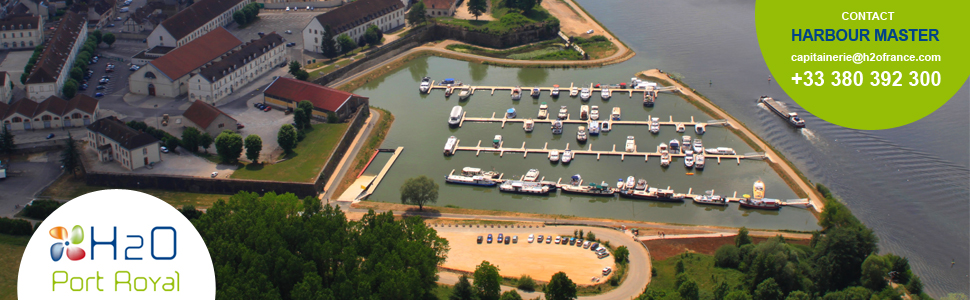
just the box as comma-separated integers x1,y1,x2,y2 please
739,202,781,210
445,179,498,187
561,188,615,196
693,200,729,206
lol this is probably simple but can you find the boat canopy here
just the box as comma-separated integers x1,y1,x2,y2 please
462,167,482,173
553,84,559,87
571,174,581,181
507,108,516,114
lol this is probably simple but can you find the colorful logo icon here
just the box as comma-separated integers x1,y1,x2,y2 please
49,225,85,261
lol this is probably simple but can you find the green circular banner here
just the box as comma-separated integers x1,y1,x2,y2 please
756,0,970,130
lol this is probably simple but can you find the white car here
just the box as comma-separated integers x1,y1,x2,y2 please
527,234,534,243
546,236,552,244
602,267,612,275
160,146,169,153
284,30,292,34
586,29,594,34
285,7,290,11
120,7,129,12
211,172,218,178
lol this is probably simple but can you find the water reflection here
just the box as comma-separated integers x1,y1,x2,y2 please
409,56,429,82
469,61,488,82
517,68,549,86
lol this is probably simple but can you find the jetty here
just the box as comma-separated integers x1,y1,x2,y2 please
341,147,404,202
453,141,766,165
458,112,729,129
426,82,680,98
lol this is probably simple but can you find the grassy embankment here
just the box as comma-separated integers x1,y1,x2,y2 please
0,234,28,300
232,122,350,182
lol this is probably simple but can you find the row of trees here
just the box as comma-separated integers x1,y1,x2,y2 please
317,24,377,60
62,30,114,98
232,3,261,26
210,130,264,164
450,260,577,300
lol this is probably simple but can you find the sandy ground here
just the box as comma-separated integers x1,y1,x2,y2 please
542,0,592,37
438,231,614,284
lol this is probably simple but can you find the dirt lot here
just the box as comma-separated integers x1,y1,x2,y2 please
542,0,592,37
642,236,812,261
438,231,613,284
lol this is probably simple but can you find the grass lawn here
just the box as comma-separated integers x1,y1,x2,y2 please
40,173,231,208
648,252,745,295
0,234,30,300
577,40,617,59
231,122,351,182
433,283,454,300
438,1,554,36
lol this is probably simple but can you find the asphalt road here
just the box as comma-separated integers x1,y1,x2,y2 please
0,152,63,217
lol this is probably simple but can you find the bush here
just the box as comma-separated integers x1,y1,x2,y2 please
516,275,536,291
0,217,34,235
714,244,740,269
499,12,532,27
590,35,608,42
22,200,64,220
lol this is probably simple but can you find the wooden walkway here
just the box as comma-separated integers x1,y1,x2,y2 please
424,81,679,98
460,112,728,130
359,147,404,200
453,140,766,165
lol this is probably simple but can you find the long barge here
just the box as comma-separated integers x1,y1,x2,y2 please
758,96,805,128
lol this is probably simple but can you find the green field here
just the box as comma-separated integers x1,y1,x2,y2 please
231,122,351,182
437,0,556,36
0,234,29,300
648,252,745,296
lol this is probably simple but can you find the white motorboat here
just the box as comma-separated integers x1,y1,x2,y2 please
693,139,703,153
506,108,516,119
558,106,568,119
523,169,540,181
684,150,694,168
444,136,458,155
695,123,706,134
600,88,611,100
551,120,563,134
458,88,470,100
590,105,600,120
669,139,680,153
419,77,431,93
649,117,660,134
577,126,588,142
511,86,522,100
693,191,727,206
694,154,705,169
660,150,670,167
675,123,685,133
551,85,560,97
499,180,551,195
448,105,463,127
538,102,549,119
580,105,589,120
580,88,591,101
561,150,572,163
445,167,500,187
588,121,600,135
705,147,736,155
625,136,636,152
624,176,636,190
682,136,692,150
531,87,541,98
611,107,621,121
493,135,502,148
658,142,667,153
601,121,611,132
570,86,579,97
549,150,560,162
523,119,534,132
635,179,648,190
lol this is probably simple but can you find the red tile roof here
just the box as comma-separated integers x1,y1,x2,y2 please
26,11,86,84
183,100,235,129
263,77,366,112
160,0,247,40
66,94,99,114
313,0,402,34
4,98,38,119
148,27,241,80
422,0,456,10
34,95,68,115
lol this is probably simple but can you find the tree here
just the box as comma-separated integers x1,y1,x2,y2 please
785,291,810,300
544,271,577,300
906,275,923,295
364,24,382,46
233,10,246,25
467,0,487,20
406,1,427,27
753,278,783,300
860,254,890,291
473,261,502,300
725,291,753,300
714,244,740,268
735,227,752,247
450,274,475,300
60,133,81,177
214,130,243,163
613,245,629,263
714,281,731,300
677,277,699,300
320,25,338,59
198,132,213,153
585,231,596,241
0,126,14,154
812,225,879,292
244,134,262,163
294,109,309,130
516,275,536,291
62,79,78,99
327,111,339,123
277,124,298,153
92,30,102,44
102,33,115,47
400,175,438,210
164,137,179,152
500,290,523,300
20,73,27,84
179,205,203,220
337,34,357,54
181,127,201,152
295,70,310,81
69,67,83,82
288,61,302,76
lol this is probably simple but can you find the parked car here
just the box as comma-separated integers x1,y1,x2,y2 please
537,235,543,243
503,236,510,244
527,234,534,243
79,84,88,90
582,241,591,249
262,106,271,112
236,123,245,129
546,236,552,244
160,146,169,153
306,6,311,10
284,30,292,34
477,236,483,244
586,29,594,34
285,42,296,47
512,236,518,244
597,252,610,259
119,7,128,12
130,65,140,71
257,32,265,36
46,133,55,139
569,238,576,245
210,171,218,178
576,238,584,247
554,236,561,244
497,233,503,241
487,234,493,243
96,86,105,90
94,92,104,97
285,6,290,11
115,17,122,21
107,23,115,27
590,243,599,251
602,267,612,275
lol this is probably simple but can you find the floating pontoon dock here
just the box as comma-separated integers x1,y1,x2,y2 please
452,141,766,164
457,111,728,130
345,147,404,201
424,82,680,98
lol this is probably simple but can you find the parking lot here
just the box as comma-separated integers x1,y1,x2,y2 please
436,227,615,284
80,142,237,178
226,12,319,65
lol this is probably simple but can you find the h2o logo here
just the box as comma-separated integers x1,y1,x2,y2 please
50,225,178,262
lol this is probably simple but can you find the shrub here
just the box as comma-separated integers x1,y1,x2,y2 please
516,275,536,291
22,200,64,220
499,12,532,27
714,244,740,269
0,217,34,235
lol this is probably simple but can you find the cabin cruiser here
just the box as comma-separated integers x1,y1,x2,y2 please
551,85,560,97
649,118,660,134
682,136,692,150
511,86,522,100
549,150,560,163
693,191,727,206
448,106,463,127
523,169,541,181
619,187,682,202
739,198,781,210
588,121,600,135
419,77,431,93
551,120,563,134
660,150,670,167
445,167,499,187
506,108,517,119
705,147,736,155
444,136,458,155
499,180,551,195
569,86,579,97
675,123,685,133
458,87,471,100
695,124,706,134
753,180,765,200
624,176,636,190
523,119,535,132
577,126,588,142
611,107,621,121
537,102,549,119
693,139,703,153
684,150,694,168
635,179,648,190
580,105,590,120
558,106,569,119
580,88,591,101
531,87,541,98
590,106,600,120
694,154,705,169
493,135,502,148
561,176,614,196
600,88,611,100
601,121,612,132
643,92,655,106
669,139,680,154
658,142,668,153
444,87,454,97
562,150,572,163
625,136,636,152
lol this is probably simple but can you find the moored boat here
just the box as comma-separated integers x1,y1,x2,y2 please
600,88,611,100
682,136,692,150
695,123,706,134
619,187,682,202
643,91,655,106
625,136,636,152
569,86,579,97
611,107,621,121
684,150,694,168
531,87,541,98
562,149,572,163
444,88,454,97
693,191,728,206
693,139,704,153
538,102,549,119
660,150,670,167
458,87,471,100
523,169,540,181
753,180,765,200
549,150,560,162
635,179,648,190
444,167,500,187
523,119,534,132
705,147,736,155
511,86,522,100
676,123,685,133
669,139,680,154
561,182,615,196
493,135,502,148
577,126,587,142
590,105,600,120
694,154,705,169
500,180,551,195
580,88,591,101
601,121,611,132
506,108,517,119
739,198,781,210
551,85,560,97
649,117,660,134
448,106,463,127
558,106,568,119
580,105,589,120
624,176,636,190
419,77,431,93
444,136,458,155
588,121,600,135
551,120,563,134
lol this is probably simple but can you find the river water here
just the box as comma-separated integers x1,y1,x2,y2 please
354,0,969,296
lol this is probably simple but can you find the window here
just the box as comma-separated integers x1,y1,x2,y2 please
143,148,147,154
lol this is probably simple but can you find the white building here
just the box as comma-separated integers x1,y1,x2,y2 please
422,0,457,17
86,117,161,171
188,32,285,105
1,94,100,131
0,15,42,49
129,27,242,97
24,11,86,101
302,0,404,53
147,0,251,49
